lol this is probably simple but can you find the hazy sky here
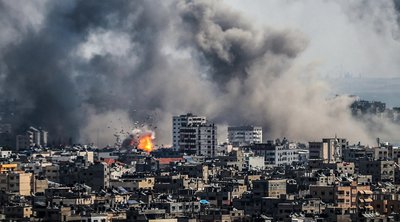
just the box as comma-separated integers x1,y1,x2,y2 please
228,0,400,78
227,0,400,107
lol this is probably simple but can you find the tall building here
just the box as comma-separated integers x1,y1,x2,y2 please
29,127,40,146
16,127,48,150
228,126,262,146
0,123,13,148
179,123,217,157
172,113,217,157
172,113,206,150
309,137,348,163
40,129,48,146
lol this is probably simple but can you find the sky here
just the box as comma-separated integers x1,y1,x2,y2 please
228,0,400,107
1,0,400,147
229,1,400,78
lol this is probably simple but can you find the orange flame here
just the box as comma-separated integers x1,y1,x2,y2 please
138,134,154,153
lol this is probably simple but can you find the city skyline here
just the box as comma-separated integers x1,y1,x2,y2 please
2,1,400,221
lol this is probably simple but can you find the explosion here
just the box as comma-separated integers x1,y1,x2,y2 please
138,133,154,153
121,127,156,153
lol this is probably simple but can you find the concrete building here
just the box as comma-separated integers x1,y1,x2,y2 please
43,164,60,183
0,171,32,196
40,129,48,147
172,113,217,157
253,179,287,198
83,162,110,191
342,145,373,162
110,177,155,191
59,160,110,191
16,126,48,150
16,135,30,151
77,151,94,163
4,205,32,219
336,162,355,176
309,141,323,160
310,185,335,204
275,142,299,166
172,113,206,150
309,138,348,163
0,163,17,173
246,156,265,170
152,201,200,217
250,140,299,166
357,160,395,183
215,143,234,156
250,142,275,165
0,148,12,159
179,126,216,156
227,125,262,146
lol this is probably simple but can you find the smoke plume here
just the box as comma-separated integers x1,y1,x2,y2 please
0,0,400,146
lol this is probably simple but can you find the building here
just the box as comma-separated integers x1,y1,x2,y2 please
179,123,217,157
44,164,60,183
40,129,48,147
246,156,265,170
309,138,348,163
0,123,13,148
16,126,48,150
309,141,323,160
0,163,17,173
336,162,355,176
342,145,373,162
227,125,262,146
275,142,299,166
83,162,111,191
152,201,201,217
250,140,299,166
0,171,33,196
357,160,395,183
253,179,287,198
4,205,32,219
111,177,155,191
172,113,217,157
309,185,335,204
172,113,206,150
0,148,12,159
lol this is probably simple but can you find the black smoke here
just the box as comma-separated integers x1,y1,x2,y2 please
0,0,172,143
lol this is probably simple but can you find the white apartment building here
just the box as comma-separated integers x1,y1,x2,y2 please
172,113,206,150
251,140,300,166
275,143,299,166
227,126,262,146
172,113,216,157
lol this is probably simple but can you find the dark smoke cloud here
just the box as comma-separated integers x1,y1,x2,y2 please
0,0,171,142
178,0,305,84
0,1,84,141
0,0,399,146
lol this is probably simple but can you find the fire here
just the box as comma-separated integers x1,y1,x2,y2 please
138,133,154,153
